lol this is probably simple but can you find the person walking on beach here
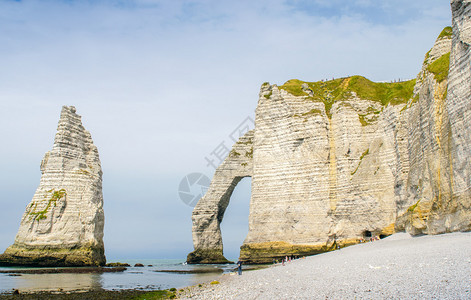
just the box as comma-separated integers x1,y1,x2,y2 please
237,260,242,275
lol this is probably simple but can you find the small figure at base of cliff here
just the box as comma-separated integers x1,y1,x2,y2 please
237,260,243,275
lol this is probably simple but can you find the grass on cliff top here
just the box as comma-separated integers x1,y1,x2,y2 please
427,52,450,83
424,26,453,62
438,26,452,39
278,76,416,116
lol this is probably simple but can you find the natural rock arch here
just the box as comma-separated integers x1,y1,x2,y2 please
188,6,471,263
187,130,253,264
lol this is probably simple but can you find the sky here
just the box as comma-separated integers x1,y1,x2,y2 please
0,0,451,261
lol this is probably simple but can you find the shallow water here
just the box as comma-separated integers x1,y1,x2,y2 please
0,259,235,293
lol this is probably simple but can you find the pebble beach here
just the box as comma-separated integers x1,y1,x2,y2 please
181,232,471,299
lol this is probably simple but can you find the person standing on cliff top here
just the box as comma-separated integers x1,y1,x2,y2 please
237,260,242,275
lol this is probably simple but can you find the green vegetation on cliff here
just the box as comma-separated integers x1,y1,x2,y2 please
351,148,370,176
424,27,452,63
438,26,453,39
427,52,450,83
278,76,416,117
358,106,381,126
29,189,67,221
407,200,421,212
229,150,240,157
245,147,253,158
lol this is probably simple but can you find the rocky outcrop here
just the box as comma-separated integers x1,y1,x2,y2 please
189,1,471,264
187,130,253,263
0,106,105,267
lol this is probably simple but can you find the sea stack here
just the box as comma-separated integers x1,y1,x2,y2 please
0,106,105,266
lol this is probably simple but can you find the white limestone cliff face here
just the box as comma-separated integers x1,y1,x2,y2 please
0,106,105,266
239,83,405,263
396,28,454,234
444,0,471,231
189,1,471,264
397,1,471,234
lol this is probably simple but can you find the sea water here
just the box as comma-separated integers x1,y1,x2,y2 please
0,259,237,293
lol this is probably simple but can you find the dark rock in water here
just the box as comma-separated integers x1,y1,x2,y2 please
147,265,153,267
106,262,131,267
0,289,177,299
0,267,126,274
186,249,234,264
134,263,144,267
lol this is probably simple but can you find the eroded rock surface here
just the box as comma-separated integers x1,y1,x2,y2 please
0,106,105,266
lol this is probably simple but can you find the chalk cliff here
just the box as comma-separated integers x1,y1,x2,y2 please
188,0,471,264
397,0,471,234
0,106,105,266
395,27,454,233
443,0,471,231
